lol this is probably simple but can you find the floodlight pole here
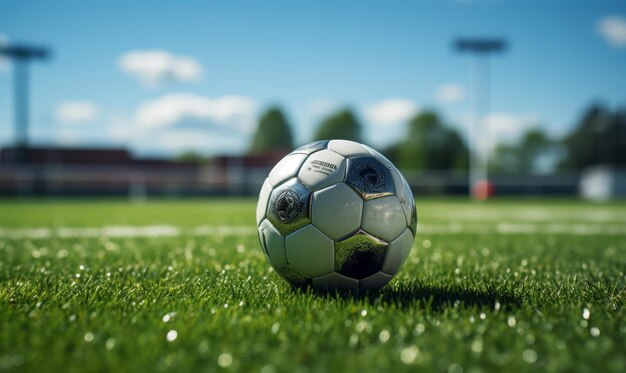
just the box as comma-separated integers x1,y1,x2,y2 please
0,44,50,162
454,38,506,198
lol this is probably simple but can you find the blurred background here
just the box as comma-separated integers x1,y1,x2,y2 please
0,0,624,200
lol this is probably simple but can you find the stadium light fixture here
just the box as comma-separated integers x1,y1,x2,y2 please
0,43,51,162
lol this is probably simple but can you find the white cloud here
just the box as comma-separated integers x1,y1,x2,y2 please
362,98,419,126
55,101,99,124
597,15,626,48
134,93,258,133
482,112,539,147
436,83,466,103
118,50,203,87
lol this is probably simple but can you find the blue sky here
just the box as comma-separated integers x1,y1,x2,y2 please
1,0,625,156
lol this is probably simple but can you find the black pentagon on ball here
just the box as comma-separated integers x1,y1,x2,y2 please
275,264,312,288
345,156,395,200
290,140,329,155
335,230,389,279
266,178,311,235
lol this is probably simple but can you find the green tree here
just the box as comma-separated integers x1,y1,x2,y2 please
313,109,362,142
175,150,207,164
559,104,626,169
249,107,294,153
491,128,553,173
386,110,468,170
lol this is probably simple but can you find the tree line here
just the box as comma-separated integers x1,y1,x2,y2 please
242,103,625,173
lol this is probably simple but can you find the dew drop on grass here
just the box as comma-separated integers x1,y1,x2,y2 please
448,363,463,373
198,341,209,354
400,346,419,364
69,315,76,322
260,364,276,373
471,340,483,353
218,353,233,368
349,334,359,347
271,323,280,334
162,314,171,323
105,338,116,350
379,330,390,343
356,321,367,333
360,309,367,317
582,308,590,319
507,316,516,327
84,332,94,342
166,330,177,342
522,349,537,363
590,327,600,337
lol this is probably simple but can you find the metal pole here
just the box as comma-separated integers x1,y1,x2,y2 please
454,38,506,198
0,44,50,163
469,56,481,192
14,60,29,148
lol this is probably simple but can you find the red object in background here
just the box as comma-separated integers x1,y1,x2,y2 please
473,179,495,200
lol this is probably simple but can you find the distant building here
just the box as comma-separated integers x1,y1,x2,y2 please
0,146,285,196
580,166,626,200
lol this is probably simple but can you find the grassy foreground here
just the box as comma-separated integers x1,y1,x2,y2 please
0,199,625,372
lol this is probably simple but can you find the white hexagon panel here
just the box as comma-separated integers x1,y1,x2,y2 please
268,153,308,187
361,196,407,242
258,219,287,267
297,149,346,191
312,272,359,291
311,183,363,240
285,225,334,277
290,140,329,155
256,178,272,225
391,170,415,230
360,272,393,290
381,228,414,275
327,140,371,157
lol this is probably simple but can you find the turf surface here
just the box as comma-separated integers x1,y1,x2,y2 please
0,199,625,372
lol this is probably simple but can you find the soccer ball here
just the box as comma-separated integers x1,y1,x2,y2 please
256,140,417,290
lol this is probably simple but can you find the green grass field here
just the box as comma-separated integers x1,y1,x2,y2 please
1,199,625,372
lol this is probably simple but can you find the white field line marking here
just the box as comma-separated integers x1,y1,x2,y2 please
441,209,626,222
0,223,624,240
417,223,626,235
0,225,255,239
